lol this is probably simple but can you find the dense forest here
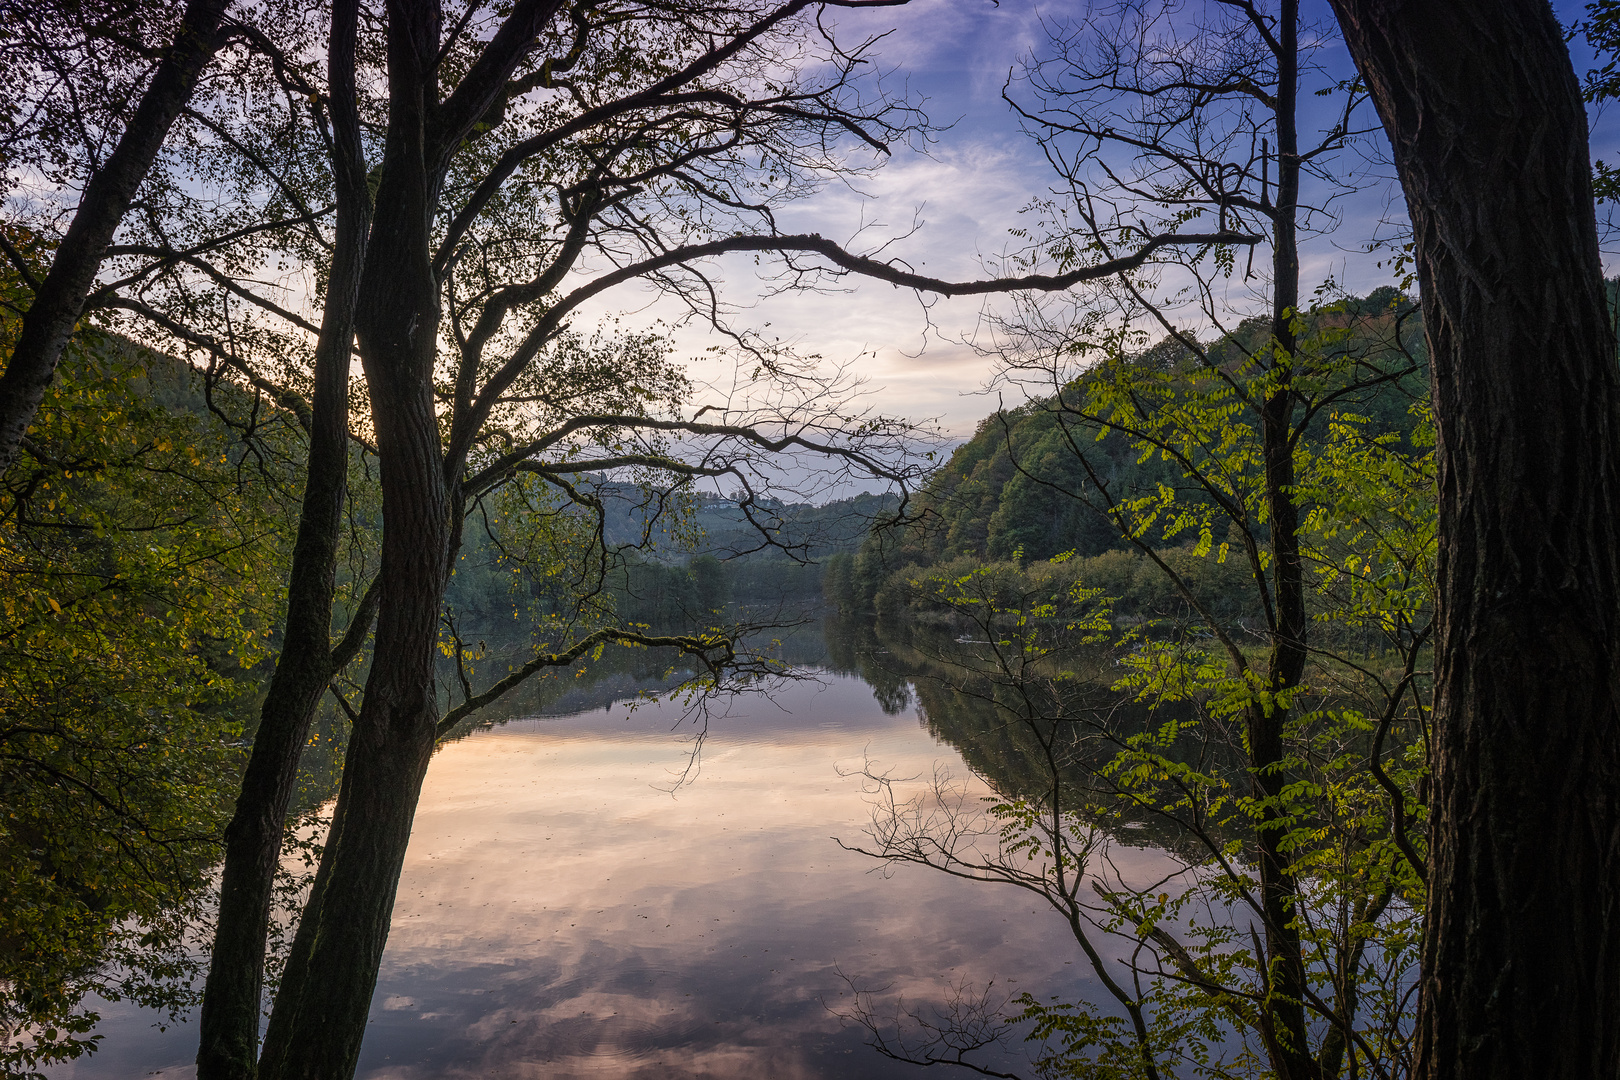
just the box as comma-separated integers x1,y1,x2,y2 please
0,322,298,1066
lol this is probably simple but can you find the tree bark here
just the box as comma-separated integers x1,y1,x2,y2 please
1326,3,1620,1077
193,3,372,1076
0,0,232,469
254,4,450,1075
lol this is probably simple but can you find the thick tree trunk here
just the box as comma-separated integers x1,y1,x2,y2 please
254,5,448,1075
251,623,441,1080
1327,3,1620,1077
0,0,232,469
193,6,372,1076
253,245,447,1080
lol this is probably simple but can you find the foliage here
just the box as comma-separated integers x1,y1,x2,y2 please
1016,402,1434,1073
1582,1,1620,200
851,290,1424,623
844,289,1435,1077
0,312,294,1074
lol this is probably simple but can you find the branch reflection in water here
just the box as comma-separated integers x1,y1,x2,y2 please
51,618,1177,1079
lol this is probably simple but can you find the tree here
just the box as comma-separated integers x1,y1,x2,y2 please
958,6,1403,1075
1,3,1256,1077
844,299,1435,1079
817,0,1452,1071
0,279,296,1076
0,0,236,469
194,3,376,1072
1324,3,1620,1077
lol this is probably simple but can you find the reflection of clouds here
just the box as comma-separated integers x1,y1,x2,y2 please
50,676,1169,1079
368,1041,827,1080
354,677,1130,1078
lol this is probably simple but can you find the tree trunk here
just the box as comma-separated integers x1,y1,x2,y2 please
254,4,448,1074
192,207,362,1080
0,0,232,469
252,244,447,1080
1250,5,1317,1076
1326,3,1620,1077
193,5,372,1075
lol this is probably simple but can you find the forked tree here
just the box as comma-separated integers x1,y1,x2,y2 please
8,2,1254,1077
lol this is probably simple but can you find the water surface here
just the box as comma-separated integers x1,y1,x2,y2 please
52,673,1138,1078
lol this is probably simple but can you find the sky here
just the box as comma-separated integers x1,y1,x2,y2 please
26,1,1607,475
604,0,1620,440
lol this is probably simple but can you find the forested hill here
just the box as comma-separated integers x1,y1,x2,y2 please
593,488,902,617
593,484,900,560
445,482,903,632
827,288,1428,611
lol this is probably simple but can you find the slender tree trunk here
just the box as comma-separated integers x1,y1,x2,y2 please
0,0,232,469
1248,5,1317,1076
255,5,447,1075
193,5,371,1076
1327,3,1620,1078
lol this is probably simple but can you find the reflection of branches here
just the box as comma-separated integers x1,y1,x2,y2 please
434,618,793,737
650,667,810,794
841,536,1425,1077
839,754,1168,1080
832,967,1030,1080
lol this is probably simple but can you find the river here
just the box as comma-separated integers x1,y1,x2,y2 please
48,646,1167,1078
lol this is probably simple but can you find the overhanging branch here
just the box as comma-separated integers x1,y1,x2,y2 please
454,226,1255,468
462,411,913,496
435,626,749,736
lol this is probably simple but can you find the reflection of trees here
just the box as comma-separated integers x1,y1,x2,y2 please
826,611,1240,858
829,556,1423,1079
436,618,834,741
821,614,915,717
434,642,699,739
835,587,1196,1079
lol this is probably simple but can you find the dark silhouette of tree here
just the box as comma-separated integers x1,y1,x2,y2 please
0,0,236,468
1327,2,1620,1078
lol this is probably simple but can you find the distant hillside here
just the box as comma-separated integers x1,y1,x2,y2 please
445,482,903,633
828,288,1428,615
592,484,900,561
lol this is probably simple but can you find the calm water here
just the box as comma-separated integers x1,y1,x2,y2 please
49,670,1166,1079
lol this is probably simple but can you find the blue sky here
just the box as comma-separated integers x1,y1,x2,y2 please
639,0,1620,439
